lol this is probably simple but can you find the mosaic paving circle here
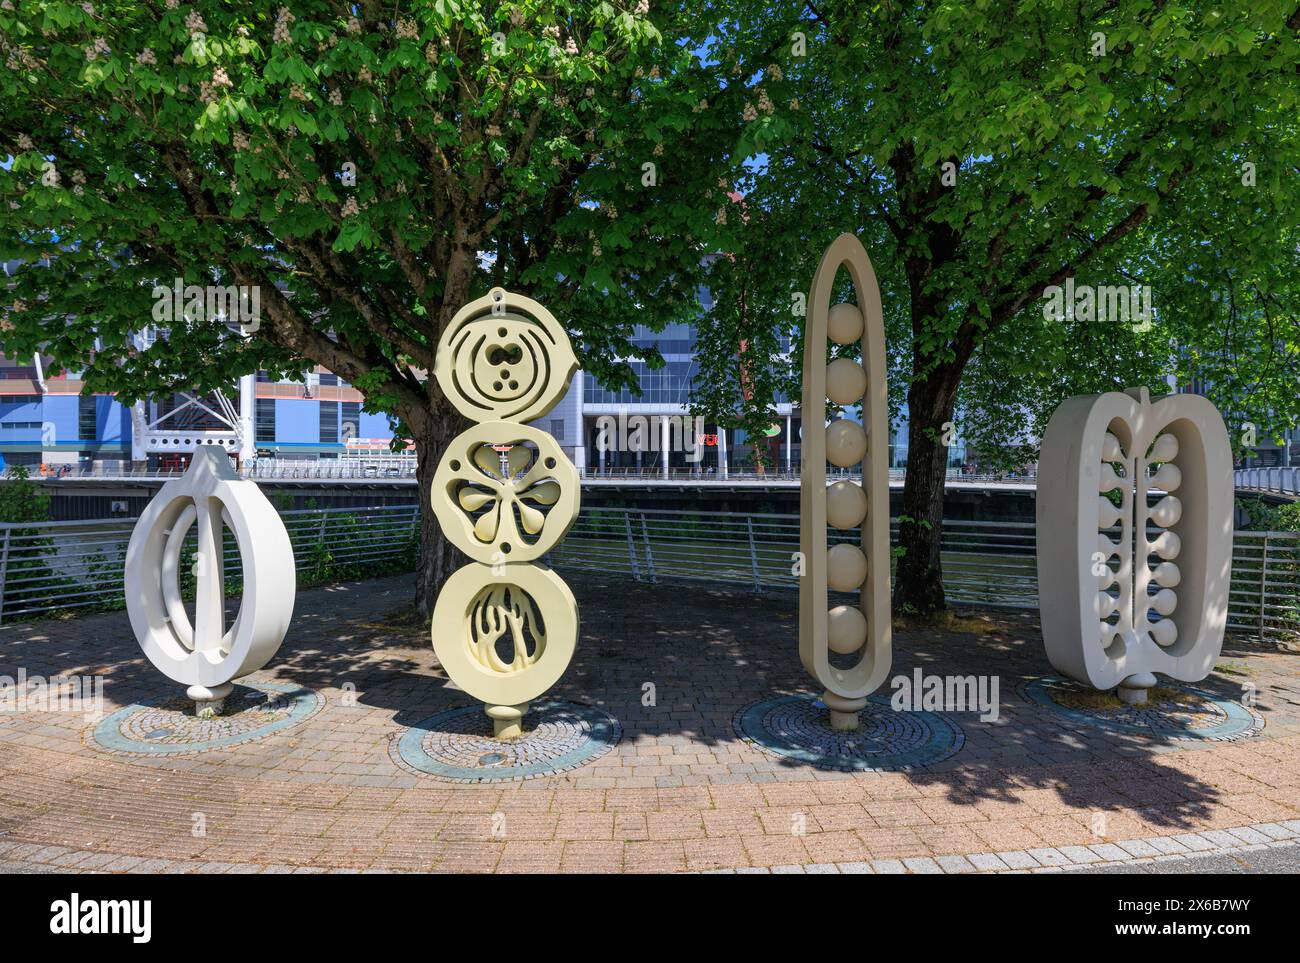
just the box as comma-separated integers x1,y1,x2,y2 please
733,694,965,772
92,681,323,755
392,699,621,783
1021,676,1264,742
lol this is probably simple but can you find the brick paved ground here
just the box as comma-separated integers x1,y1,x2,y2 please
2,574,1299,873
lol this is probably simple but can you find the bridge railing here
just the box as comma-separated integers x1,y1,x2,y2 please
22,461,1042,486
1235,467,1300,496
1,504,1293,643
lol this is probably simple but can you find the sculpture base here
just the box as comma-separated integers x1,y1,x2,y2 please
1117,672,1158,706
486,702,530,740
823,691,868,731
186,682,234,718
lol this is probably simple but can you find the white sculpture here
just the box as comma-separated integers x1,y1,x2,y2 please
799,234,892,730
430,287,581,739
124,445,296,715
1036,387,1233,704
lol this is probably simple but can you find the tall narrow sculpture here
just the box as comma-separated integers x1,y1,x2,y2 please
431,287,581,739
799,234,892,730
1036,387,1233,704
125,445,296,715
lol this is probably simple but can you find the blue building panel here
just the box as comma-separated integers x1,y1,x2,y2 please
44,396,80,447
359,410,392,439
274,398,319,445
94,396,131,444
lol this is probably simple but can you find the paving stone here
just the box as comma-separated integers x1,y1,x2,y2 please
935,854,976,874
1027,847,1071,866
996,850,1040,869
837,861,875,874
902,857,943,874
1115,839,1162,858
1057,845,1101,864
1172,833,1217,852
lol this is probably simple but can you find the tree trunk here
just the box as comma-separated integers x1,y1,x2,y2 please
412,405,467,620
893,368,961,616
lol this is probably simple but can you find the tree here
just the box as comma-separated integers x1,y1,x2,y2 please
692,0,1300,613
0,0,732,616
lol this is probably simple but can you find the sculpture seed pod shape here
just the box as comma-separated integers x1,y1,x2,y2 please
431,288,581,739
1036,387,1233,703
124,445,296,714
799,234,892,730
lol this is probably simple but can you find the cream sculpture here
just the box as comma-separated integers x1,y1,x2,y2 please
799,234,892,730
430,287,581,739
124,444,296,715
1036,387,1233,704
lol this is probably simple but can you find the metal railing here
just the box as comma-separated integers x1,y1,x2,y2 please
25,460,421,482
22,463,1299,494
1236,467,1300,496
24,461,1040,487
0,504,1295,642
0,504,417,624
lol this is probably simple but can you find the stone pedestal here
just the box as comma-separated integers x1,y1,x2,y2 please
187,682,234,718
824,691,868,731
1117,672,1158,706
487,702,530,740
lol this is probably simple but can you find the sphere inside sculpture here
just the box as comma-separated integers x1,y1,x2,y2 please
827,604,867,654
827,302,864,345
826,357,867,406
827,543,868,592
825,480,867,530
825,419,867,467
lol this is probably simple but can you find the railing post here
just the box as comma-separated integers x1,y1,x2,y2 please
746,516,762,593
0,527,10,627
1258,532,1271,643
624,513,641,581
640,514,657,583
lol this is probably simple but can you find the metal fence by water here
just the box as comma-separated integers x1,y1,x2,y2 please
0,505,1295,642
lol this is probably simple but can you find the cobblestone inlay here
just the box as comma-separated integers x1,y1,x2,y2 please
733,693,965,771
391,699,621,782
91,681,324,756
1020,676,1264,742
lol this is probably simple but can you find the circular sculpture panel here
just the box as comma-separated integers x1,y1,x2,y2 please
432,563,578,712
734,694,965,772
433,287,579,424
1021,677,1263,742
392,699,620,782
430,422,579,563
91,681,322,756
